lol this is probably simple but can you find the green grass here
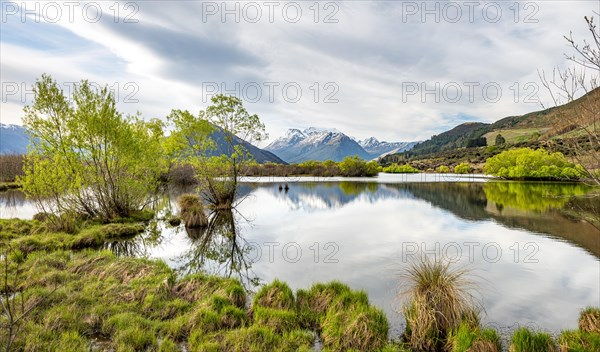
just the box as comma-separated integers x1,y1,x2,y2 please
558,330,600,352
252,279,295,310
509,327,556,352
446,321,501,352
2,250,391,351
0,218,146,253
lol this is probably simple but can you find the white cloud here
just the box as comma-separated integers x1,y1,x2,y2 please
1,0,598,142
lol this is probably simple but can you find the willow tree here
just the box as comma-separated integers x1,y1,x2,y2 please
20,74,165,224
166,94,267,209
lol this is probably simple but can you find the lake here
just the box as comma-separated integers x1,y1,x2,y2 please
1,174,599,338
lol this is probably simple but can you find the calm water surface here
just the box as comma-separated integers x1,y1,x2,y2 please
2,174,599,337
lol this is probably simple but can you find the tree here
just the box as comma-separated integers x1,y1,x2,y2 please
19,74,165,223
454,163,471,174
495,134,506,146
466,137,487,148
483,148,583,180
539,15,600,186
166,94,267,209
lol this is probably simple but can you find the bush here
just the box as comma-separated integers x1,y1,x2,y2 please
495,134,506,146
454,163,471,174
483,148,583,180
338,156,380,177
436,165,450,173
382,164,419,174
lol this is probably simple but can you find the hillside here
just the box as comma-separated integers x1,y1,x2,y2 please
384,87,599,166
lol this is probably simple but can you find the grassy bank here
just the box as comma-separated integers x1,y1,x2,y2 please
0,248,393,351
1,219,599,351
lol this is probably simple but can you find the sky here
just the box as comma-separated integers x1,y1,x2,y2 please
1,0,599,144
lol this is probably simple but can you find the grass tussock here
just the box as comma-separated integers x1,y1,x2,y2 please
177,193,208,228
558,330,600,352
509,327,556,352
296,281,352,329
579,307,600,334
252,279,295,310
399,256,479,352
321,303,389,351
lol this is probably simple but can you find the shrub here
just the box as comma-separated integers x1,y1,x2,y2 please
436,165,450,173
509,327,556,352
495,134,506,146
338,156,380,177
483,148,583,180
454,162,471,174
382,164,419,174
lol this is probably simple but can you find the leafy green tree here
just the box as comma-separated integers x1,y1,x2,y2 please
338,156,379,177
483,148,584,180
19,74,165,222
382,163,419,174
166,94,267,208
495,134,506,146
436,165,450,173
454,163,471,174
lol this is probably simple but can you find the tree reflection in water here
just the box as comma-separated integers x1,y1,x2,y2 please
176,209,260,290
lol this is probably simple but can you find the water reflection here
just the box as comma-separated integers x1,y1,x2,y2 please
175,209,259,288
245,181,600,258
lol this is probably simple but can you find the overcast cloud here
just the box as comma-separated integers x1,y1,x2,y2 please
1,0,599,143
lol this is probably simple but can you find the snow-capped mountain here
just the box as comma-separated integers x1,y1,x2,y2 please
358,137,417,157
0,123,29,155
265,127,371,163
265,127,416,163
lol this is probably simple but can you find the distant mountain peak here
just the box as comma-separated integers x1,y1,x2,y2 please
266,127,417,163
303,127,339,135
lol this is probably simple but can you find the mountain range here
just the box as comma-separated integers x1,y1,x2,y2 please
0,124,29,155
265,127,417,163
0,123,285,163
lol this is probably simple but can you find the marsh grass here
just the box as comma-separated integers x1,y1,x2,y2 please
509,327,556,352
252,279,295,310
321,303,389,351
177,194,208,228
446,321,501,352
398,256,480,352
296,281,352,329
579,307,600,334
558,330,600,352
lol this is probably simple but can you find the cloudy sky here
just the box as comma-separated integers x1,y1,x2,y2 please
1,0,599,143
